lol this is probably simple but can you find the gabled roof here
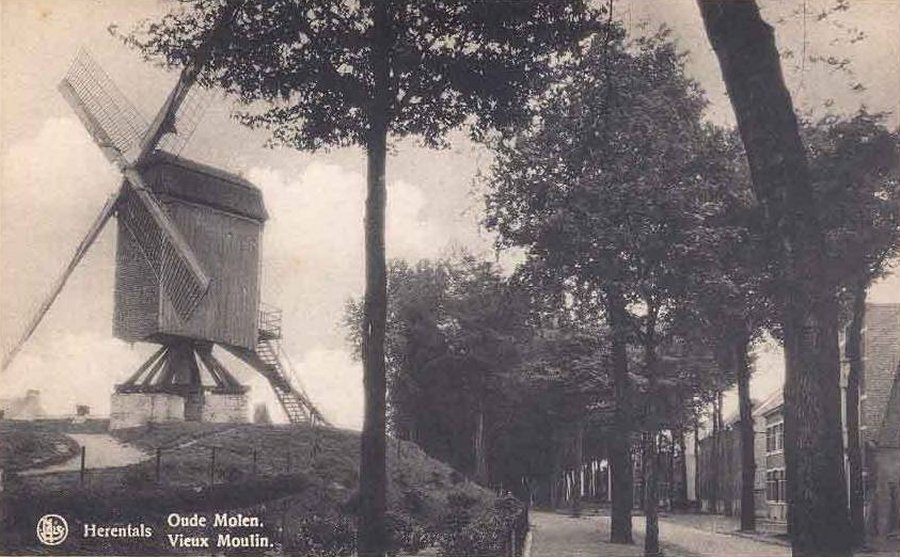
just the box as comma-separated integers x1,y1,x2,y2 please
753,388,783,418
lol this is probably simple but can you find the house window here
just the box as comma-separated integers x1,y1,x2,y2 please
766,421,784,453
766,469,786,502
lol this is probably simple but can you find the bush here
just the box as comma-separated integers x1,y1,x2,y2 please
386,510,433,555
437,509,507,557
288,513,356,557
436,493,526,557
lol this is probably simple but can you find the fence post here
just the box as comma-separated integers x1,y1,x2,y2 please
286,450,291,473
79,446,86,486
252,449,258,476
210,447,217,485
155,448,161,482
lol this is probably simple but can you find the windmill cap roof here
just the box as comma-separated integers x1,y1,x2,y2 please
140,151,268,222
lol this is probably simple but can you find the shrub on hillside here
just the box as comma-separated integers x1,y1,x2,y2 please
288,513,356,557
385,510,433,555
437,493,526,557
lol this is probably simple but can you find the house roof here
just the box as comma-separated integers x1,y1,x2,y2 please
753,388,783,418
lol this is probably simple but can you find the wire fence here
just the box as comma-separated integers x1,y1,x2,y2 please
69,426,325,489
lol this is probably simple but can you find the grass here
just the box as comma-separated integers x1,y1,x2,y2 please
0,420,80,471
0,421,507,555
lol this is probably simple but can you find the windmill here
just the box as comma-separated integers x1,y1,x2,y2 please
1,1,329,428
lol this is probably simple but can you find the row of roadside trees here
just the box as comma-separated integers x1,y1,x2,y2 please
346,13,898,557
126,1,897,556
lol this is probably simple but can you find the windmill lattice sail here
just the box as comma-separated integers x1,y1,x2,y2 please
59,49,148,163
155,83,215,157
7,0,331,428
59,49,211,321
117,186,210,320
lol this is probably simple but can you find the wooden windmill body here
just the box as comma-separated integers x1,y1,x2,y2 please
114,153,266,350
3,2,328,428
111,153,269,425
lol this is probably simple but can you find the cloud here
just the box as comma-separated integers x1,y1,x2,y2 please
247,162,452,352
211,345,363,430
2,331,157,416
1,117,120,349
288,347,364,430
241,162,455,429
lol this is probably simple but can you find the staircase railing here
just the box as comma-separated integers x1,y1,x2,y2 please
258,302,282,340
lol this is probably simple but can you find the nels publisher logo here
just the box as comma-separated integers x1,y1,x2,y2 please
36,514,69,546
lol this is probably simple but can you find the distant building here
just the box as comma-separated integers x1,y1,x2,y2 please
693,303,900,539
695,400,770,520
0,389,46,419
851,304,900,538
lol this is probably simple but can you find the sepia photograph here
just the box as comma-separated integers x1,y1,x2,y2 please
0,1,898,556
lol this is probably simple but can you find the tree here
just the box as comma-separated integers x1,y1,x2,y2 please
484,29,740,555
346,255,532,485
508,275,615,510
803,113,899,545
687,130,771,531
125,3,601,554
696,2,853,555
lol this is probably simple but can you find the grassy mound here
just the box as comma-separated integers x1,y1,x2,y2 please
0,420,79,471
0,422,526,556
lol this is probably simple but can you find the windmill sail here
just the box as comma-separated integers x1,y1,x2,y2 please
135,0,243,164
58,48,211,321
120,170,210,320
155,83,215,157
1,193,119,371
58,50,148,165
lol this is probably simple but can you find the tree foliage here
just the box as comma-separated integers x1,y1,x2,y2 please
482,28,747,554
124,4,605,554
123,0,603,150
345,255,530,478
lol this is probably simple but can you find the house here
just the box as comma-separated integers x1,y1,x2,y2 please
694,397,772,520
693,303,900,539
852,303,900,538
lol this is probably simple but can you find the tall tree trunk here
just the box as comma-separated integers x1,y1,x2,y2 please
474,400,488,485
606,287,633,543
573,423,584,517
642,306,661,557
846,284,866,546
675,429,688,509
643,432,661,557
358,2,390,555
697,4,851,555
663,434,671,510
550,438,562,509
735,333,756,531
710,393,720,513
693,423,701,508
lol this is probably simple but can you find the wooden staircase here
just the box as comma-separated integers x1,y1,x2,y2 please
224,305,330,426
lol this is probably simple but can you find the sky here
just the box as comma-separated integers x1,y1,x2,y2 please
1,0,898,429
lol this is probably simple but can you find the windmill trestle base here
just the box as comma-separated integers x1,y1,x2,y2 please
109,391,248,430
109,392,184,430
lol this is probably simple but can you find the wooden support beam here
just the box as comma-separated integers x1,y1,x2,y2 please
123,345,167,386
